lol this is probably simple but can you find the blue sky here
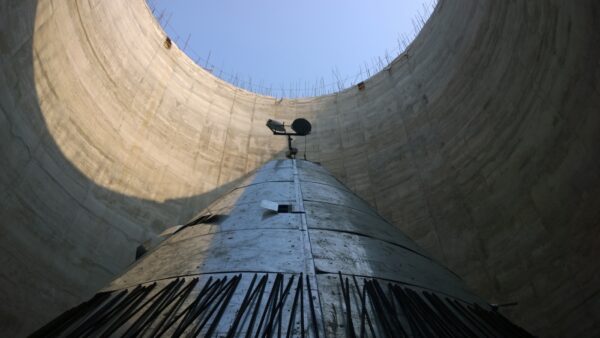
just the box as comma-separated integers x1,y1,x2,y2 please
148,0,435,96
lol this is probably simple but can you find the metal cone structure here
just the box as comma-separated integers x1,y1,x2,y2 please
31,159,532,337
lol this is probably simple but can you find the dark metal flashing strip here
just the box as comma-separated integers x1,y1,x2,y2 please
32,272,532,338
105,271,301,292
335,274,534,338
319,271,484,307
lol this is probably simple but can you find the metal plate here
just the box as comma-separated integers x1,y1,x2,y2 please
218,203,301,230
82,273,320,337
300,181,377,217
296,160,328,173
315,273,487,338
203,181,296,212
309,229,474,300
297,165,349,191
109,229,305,289
183,204,303,235
258,159,294,171
303,201,429,257
237,167,294,188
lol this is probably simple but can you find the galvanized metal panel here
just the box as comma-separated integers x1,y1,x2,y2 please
257,159,294,171
296,159,329,173
301,181,378,217
297,166,349,191
211,204,302,231
309,229,474,301
303,201,429,257
202,181,296,212
109,229,305,289
237,167,294,187
315,273,490,338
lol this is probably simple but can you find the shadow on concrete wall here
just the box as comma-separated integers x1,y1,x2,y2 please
0,1,282,335
3,1,600,337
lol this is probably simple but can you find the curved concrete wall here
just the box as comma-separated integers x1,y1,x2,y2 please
0,0,598,336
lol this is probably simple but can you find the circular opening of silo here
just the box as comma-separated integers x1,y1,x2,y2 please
147,0,437,98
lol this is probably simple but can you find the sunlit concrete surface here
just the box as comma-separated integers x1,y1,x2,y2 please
0,0,599,336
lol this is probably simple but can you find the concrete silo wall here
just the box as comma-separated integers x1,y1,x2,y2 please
0,0,598,335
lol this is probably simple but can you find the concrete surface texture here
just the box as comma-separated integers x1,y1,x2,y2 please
0,0,598,336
